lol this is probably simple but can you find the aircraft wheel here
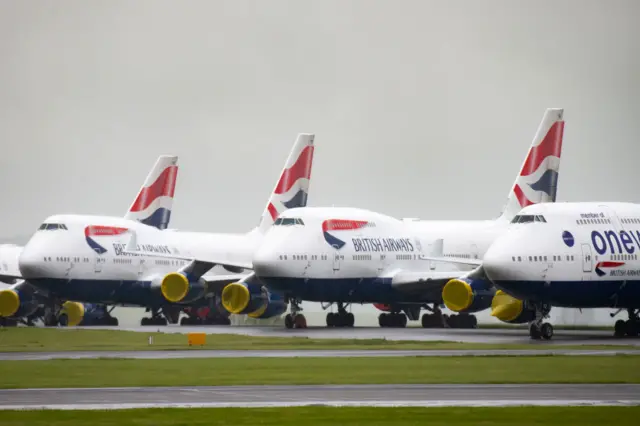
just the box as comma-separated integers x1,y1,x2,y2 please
540,323,554,340
58,314,69,327
326,312,335,327
378,313,387,328
626,320,639,337
529,323,542,340
284,314,294,329
614,319,626,337
346,312,355,327
294,314,307,329
180,317,189,326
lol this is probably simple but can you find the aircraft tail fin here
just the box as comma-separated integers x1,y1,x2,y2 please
257,134,315,233
498,108,565,221
124,155,179,230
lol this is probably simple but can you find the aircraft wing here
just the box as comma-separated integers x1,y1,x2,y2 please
124,231,253,282
389,265,486,297
0,244,24,284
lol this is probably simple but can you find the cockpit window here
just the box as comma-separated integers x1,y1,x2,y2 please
273,218,305,226
511,215,546,224
38,223,68,231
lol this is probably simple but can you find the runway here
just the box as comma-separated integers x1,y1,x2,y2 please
83,324,640,346
1,384,639,409
1,348,639,361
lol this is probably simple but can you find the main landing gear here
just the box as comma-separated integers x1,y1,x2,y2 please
379,312,407,327
284,298,307,329
141,306,180,326
325,303,354,327
419,304,477,329
180,307,231,326
528,303,553,340
613,308,639,338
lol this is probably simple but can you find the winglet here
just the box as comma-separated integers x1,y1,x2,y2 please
125,155,179,230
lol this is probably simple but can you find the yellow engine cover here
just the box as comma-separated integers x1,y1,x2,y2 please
490,290,524,322
0,289,19,317
61,301,85,326
442,279,473,312
221,283,250,314
161,273,189,303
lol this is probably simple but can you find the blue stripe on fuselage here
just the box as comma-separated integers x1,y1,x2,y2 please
494,280,640,308
25,278,209,309
257,276,442,304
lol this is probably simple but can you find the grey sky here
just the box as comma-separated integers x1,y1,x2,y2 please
1,0,639,241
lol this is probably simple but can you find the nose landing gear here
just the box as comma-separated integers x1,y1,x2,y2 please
284,298,307,329
528,302,553,340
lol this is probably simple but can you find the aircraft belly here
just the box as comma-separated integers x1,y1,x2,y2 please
495,279,640,308
260,276,423,303
26,278,170,307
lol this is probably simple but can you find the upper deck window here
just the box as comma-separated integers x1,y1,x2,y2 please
511,215,546,224
38,223,68,231
273,217,305,226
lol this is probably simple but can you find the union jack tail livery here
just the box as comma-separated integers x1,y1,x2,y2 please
499,108,565,221
125,155,178,230
258,134,315,233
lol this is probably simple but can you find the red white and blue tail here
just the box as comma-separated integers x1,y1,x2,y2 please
257,134,315,233
125,155,178,230
498,108,565,221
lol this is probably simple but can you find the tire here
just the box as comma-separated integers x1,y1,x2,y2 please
540,323,554,340
284,314,294,329
529,323,542,340
346,313,355,327
614,319,626,337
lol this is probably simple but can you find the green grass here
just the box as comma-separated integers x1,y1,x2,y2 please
1,407,639,426
1,356,639,388
0,328,636,352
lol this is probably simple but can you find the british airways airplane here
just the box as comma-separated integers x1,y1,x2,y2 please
0,155,179,326
134,108,565,329
0,134,315,327
480,202,640,340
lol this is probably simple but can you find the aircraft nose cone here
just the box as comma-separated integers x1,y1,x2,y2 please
18,247,45,278
252,244,283,277
482,240,512,283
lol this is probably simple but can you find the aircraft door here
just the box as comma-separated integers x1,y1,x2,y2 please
581,244,593,273
94,255,103,273
138,258,146,277
332,246,341,271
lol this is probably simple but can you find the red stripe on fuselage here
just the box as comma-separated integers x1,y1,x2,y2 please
520,121,564,177
273,146,314,195
129,165,178,213
84,225,129,237
322,219,369,232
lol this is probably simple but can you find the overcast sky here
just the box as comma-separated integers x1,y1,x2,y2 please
1,0,639,241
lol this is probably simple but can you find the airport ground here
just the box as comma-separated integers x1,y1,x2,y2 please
2,323,640,424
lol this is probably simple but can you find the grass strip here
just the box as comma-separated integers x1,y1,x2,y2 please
1,406,639,426
1,355,639,388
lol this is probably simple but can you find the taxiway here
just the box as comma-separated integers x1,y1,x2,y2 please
1,384,638,409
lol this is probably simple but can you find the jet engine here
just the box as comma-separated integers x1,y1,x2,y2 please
490,290,536,324
159,272,207,304
58,301,85,327
442,277,495,313
221,282,286,319
0,286,39,319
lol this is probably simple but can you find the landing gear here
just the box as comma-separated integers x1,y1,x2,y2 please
180,307,231,326
378,312,407,328
0,317,17,327
326,303,354,327
140,308,168,326
421,305,446,328
284,298,306,329
446,313,478,329
528,302,553,340
612,309,639,338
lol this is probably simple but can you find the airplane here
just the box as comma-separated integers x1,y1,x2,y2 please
2,133,315,327
480,202,640,340
0,154,180,326
130,108,565,329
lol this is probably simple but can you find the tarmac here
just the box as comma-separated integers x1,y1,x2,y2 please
1,384,639,409
1,348,638,361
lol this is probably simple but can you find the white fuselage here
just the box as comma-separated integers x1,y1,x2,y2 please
483,202,640,308
18,214,258,307
251,207,510,304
